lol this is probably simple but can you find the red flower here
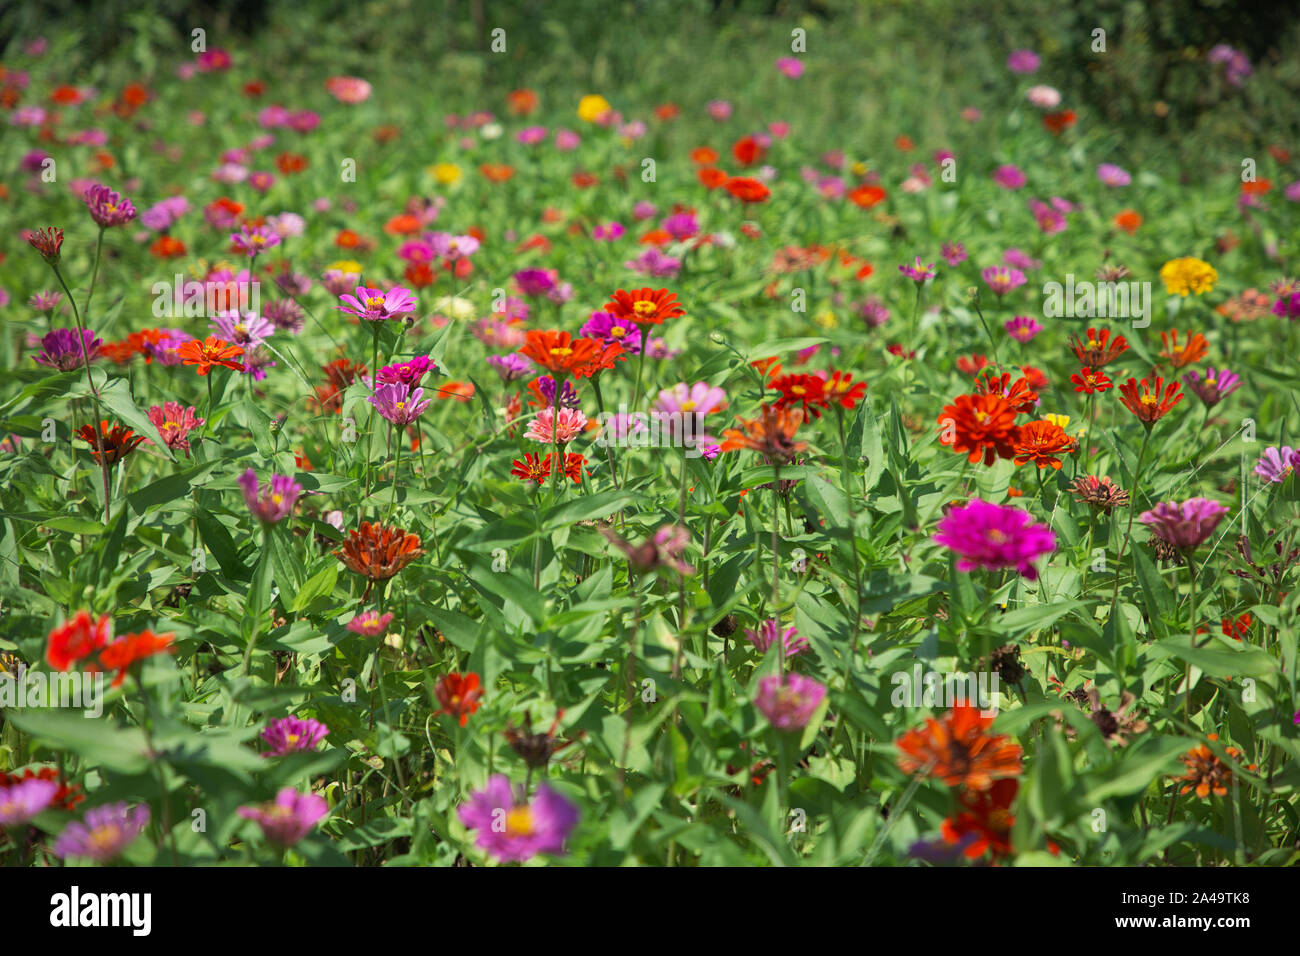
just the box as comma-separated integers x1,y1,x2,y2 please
1069,327,1128,368
76,421,146,466
724,176,770,203
1070,367,1112,393
90,630,175,687
434,672,483,727
825,371,868,409
46,611,111,671
519,330,624,379
847,185,887,209
941,778,1018,859
179,336,245,375
731,135,766,166
603,288,685,325
1118,376,1183,427
937,393,1021,466
770,373,830,419
1042,109,1076,134
26,226,64,263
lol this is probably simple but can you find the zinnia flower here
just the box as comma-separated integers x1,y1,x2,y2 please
0,777,58,827
337,285,417,322
744,619,808,658
1118,376,1183,427
76,420,145,465
1013,420,1075,470
434,672,483,726
754,673,827,732
458,775,579,863
84,184,137,228
933,499,1056,579
34,328,100,370
369,383,432,426
334,522,424,582
261,716,329,756
346,609,394,636
179,336,245,375
937,393,1020,466
237,469,302,524
1160,257,1217,296
603,287,686,325
55,803,150,862
896,705,1022,790
1181,367,1241,408
1254,446,1299,483
1139,498,1229,551
239,788,328,846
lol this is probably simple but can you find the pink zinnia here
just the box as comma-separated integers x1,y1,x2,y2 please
934,499,1056,579
237,469,303,524
338,285,417,322
84,184,137,228
1138,498,1229,551
526,407,588,445
260,716,329,756
457,775,579,862
346,610,394,637
1004,315,1043,343
982,265,1027,296
147,402,204,455
239,787,328,846
744,619,808,658
55,803,150,862
0,777,58,826
754,673,826,732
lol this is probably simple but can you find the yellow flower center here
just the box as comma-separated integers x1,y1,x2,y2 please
505,805,534,836
633,300,656,316
681,400,697,412
366,297,385,309
88,824,123,852
551,347,573,357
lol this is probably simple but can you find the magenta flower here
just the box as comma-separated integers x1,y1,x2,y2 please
899,257,936,283
1138,498,1229,551
84,184,137,228
261,716,329,756
662,211,699,240
34,328,100,370
1272,292,1300,319
147,402,204,455
1253,446,1299,484
346,610,393,637
992,165,1026,190
429,233,480,260
602,524,695,576
941,241,968,266
239,787,329,846
1181,367,1241,408
230,223,282,258
1006,49,1040,74
744,619,808,658
1028,198,1067,234
624,247,681,279
754,673,827,732
934,499,1057,580
581,311,642,354
1004,315,1043,343
368,383,432,426
376,355,436,388
237,469,303,524
531,376,580,409
338,285,418,322
1097,163,1131,188
592,222,625,241
775,56,804,78
457,775,579,863
211,310,274,348
513,268,557,298
55,803,150,862
0,777,58,827
263,299,305,334
486,353,534,382
982,265,1027,296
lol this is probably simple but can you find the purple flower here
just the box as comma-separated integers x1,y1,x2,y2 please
513,268,556,298
368,383,432,426
900,257,936,283
211,310,274,348
1006,49,1040,74
34,328,100,370
84,184,137,228
754,673,827,732
992,165,1026,190
1004,315,1042,343
661,212,699,240
1272,292,1300,320
238,469,303,524
487,353,534,383
1096,163,1131,188
263,298,305,334
934,499,1057,580
239,787,329,846
1254,446,1299,484
261,716,329,756
624,247,681,279
457,775,579,862
858,297,890,327
140,196,189,231
1138,498,1229,551
1181,367,1241,408
941,241,968,266
0,777,58,827
581,311,642,354
55,803,150,862
744,619,808,658
376,355,436,388
338,286,417,322
982,265,1027,296
230,223,282,257
429,233,480,260
29,290,63,314
532,375,580,410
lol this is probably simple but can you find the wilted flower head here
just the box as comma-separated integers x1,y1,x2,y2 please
1069,475,1130,512
602,523,694,576
1139,498,1229,551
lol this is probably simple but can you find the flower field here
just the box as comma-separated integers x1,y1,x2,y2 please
2,1,1300,872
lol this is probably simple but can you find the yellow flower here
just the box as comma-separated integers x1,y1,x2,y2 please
850,161,868,176
813,309,838,329
577,94,612,123
1160,257,1217,297
1044,413,1070,430
327,260,363,275
428,162,462,185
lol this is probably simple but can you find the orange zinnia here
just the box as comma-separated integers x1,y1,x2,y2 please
1014,420,1076,470
91,630,175,688
1118,376,1183,426
1113,209,1142,234
76,421,146,466
1069,327,1128,368
179,336,245,375
480,163,515,182
720,404,806,465
690,147,719,165
1159,330,1209,369
603,287,685,325
698,167,729,189
847,184,887,209
975,371,1038,414
724,176,770,203
937,393,1021,466
519,330,624,379
895,705,1023,791
334,522,424,582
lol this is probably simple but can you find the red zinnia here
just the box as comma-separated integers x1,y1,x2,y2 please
434,672,483,727
46,611,112,672
179,336,245,375
724,176,770,203
1118,376,1183,426
603,288,685,325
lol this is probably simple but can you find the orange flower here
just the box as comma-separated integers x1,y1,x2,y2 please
825,371,868,410
1069,327,1128,368
1241,179,1271,195
937,393,1021,466
91,630,175,688
603,287,685,325
480,163,515,182
76,421,146,466
1177,735,1252,799
1118,376,1183,426
974,372,1038,414
1042,109,1076,134
275,152,308,175
335,229,360,248
654,103,680,121
434,672,483,726
334,522,424,582
1113,209,1142,234
942,778,1018,859
384,213,421,235
434,381,475,401
519,330,624,379
149,235,186,258
1159,330,1209,369
895,705,1023,791
698,167,729,189
1014,420,1076,470
506,88,538,115
894,135,914,151
847,184,887,209
1070,366,1113,393
179,336,245,375
720,404,806,465
731,135,765,166
690,147,719,165
724,176,770,203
